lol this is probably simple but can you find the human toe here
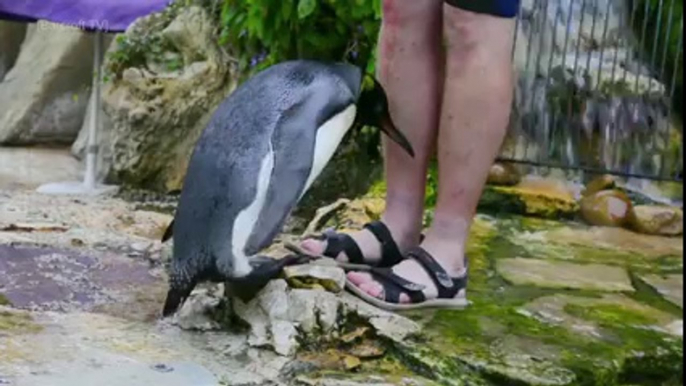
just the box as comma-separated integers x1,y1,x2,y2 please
346,271,373,286
300,238,327,255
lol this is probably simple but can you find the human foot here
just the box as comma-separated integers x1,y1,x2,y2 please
299,220,422,270
345,236,468,310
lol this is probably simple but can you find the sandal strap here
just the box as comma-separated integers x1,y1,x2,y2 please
363,221,405,267
369,268,427,304
319,230,365,265
405,247,468,299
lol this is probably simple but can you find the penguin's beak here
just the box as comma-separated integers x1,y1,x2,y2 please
380,115,415,158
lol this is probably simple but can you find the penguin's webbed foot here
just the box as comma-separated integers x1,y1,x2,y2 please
229,254,316,302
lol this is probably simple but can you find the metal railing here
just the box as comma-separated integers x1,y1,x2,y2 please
497,0,683,182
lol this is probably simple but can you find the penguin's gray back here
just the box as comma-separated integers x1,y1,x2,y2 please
171,60,362,284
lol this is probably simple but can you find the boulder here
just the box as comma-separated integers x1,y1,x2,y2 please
0,21,27,81
0,22,103,145
478,176,580,219
627,204,683,236
487,162,522,186
582,174,616,197
226,277,420,357
97,5,236,192
580,189,633,227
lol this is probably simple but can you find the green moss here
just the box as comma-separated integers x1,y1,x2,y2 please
396,214,684,385
632,0,683,121
0,309,42,334
498,219,683,274
412,288,683,385
103,0,216,82
0,294,10,306
628,273,684,317
477,186,579,220
563,303,658,328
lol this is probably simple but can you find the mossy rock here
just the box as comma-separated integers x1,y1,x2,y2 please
580,189,633,228
477,184,579,220
0,294,10,306
0,307,42,335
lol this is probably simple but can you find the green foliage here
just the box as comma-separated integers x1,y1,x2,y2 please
217,0,383,77
632,0,684,119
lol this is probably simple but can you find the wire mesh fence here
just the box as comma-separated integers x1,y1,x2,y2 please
497,0,683,182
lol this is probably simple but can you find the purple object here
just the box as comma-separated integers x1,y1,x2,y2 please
0,0,171,32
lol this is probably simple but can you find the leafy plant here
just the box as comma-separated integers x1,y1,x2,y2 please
217,0,383,77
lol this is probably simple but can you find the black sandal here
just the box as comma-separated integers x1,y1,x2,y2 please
288,221,420,271
345,246,469,311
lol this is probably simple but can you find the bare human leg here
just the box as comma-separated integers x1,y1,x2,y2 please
348,2,517,305
300,0,444,264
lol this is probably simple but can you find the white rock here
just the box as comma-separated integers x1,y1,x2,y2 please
174,287,221,331
231,280,421,357
284,261,346,293
271,320,299,357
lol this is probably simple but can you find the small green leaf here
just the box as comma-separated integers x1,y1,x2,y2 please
297,0,317,19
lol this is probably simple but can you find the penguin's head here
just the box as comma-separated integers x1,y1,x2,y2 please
357,74,415,158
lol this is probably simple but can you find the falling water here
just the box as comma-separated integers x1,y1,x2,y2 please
502,0,683,192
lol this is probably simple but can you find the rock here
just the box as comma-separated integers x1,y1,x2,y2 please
0,21,27,81
230,279,420,357
532,225,683,259
362,197,386,220
666,320,683,337
174,286,223,331
637,274,683,309
579,189,633,227
99,5,236,192
519,293,682,339
340,327,369,344
0,309,288,386
339,292,420,343
582,175,616,197
0,306,41,334
1,222,69,233
130,241,153,253
349,341,385,359
0,23,104,145
496,257,634,292
627,205,683,236
0,232,34,245
0,141,81,191
284,261,346,293
478,176,580,219
487,163,522,186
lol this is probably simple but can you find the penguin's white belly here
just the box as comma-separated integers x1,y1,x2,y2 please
231,142,275,277
300,104,357,200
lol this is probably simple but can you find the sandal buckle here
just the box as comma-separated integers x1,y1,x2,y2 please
436,272,454,289
404,283,426,291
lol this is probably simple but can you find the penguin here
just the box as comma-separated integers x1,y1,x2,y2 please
161,59,414,317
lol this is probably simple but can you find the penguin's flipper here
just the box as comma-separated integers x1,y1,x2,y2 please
161,219,174,243
243,110,319,255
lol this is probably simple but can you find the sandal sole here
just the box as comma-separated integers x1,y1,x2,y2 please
345,279,469,311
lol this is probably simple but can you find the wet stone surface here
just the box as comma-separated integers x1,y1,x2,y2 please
0,244,160,313
1,147,684,385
